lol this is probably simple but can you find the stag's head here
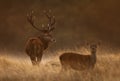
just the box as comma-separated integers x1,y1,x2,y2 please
42,33,56,43
27,10,56,43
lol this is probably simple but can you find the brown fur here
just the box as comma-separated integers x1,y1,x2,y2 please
25,35,54,65
59,44,97,71
26,10,56,65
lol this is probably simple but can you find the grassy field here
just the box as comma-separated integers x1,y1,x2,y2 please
0,48,120,81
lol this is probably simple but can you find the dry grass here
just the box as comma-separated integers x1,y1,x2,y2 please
0,49,120,81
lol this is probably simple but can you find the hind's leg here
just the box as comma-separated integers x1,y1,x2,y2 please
30,56,37,65
60,61,70,72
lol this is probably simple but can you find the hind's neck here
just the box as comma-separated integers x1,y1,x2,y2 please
90,50,96,64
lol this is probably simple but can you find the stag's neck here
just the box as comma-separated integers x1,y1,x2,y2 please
90,50,96,64
38,36,49,49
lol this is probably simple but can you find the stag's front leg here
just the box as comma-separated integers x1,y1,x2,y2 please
36,52,43,65
30,56,37,65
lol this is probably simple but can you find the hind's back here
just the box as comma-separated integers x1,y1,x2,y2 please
59,53,91,70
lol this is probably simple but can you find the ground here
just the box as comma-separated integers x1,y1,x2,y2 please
0,48,120,81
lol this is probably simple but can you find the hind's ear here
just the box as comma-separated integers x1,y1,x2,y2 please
86,42,89,46
97,41,101,46
85,40,89,46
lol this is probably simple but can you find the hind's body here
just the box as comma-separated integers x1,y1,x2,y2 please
59,44,97,71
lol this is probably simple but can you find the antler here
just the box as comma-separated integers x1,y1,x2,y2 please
43,10,56,33
27,10,56,33
27,10,46,33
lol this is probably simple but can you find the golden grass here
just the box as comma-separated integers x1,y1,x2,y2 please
0,49,120,81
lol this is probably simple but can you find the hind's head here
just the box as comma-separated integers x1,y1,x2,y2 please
87,42,100,53
90,44,97,53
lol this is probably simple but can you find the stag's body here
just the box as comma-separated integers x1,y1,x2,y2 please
59,44,97,71
25,10,56,65
25,36,50,65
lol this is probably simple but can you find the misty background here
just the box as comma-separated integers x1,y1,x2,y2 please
0,0,120,54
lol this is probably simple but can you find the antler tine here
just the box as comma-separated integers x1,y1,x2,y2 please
27,10,34,25
49,15,56,32
43,10,56,32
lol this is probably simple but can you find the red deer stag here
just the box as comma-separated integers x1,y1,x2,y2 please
59,43,99,71
25,10,56,65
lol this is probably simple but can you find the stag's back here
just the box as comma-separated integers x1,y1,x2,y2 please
25,37,44,56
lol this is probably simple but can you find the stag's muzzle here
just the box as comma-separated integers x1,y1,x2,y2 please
51,39,56,42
